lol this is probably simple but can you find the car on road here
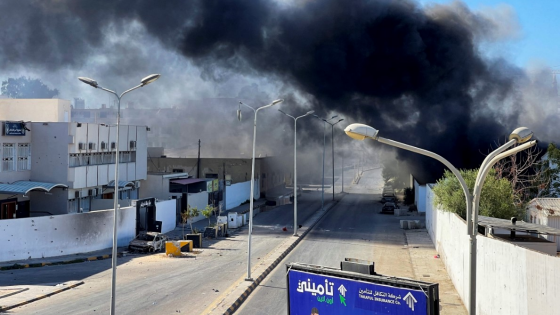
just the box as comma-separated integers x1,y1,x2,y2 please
380,195,398,203
128,232,168,253
381,202,398,214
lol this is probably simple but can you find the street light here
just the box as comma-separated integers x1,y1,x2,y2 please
278,109,314,236
324,118,344,201
78,74,160,315
344,123,536,315
313,115,339,210
238,99,283,281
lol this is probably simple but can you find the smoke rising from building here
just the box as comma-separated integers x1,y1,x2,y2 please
0,0,557,183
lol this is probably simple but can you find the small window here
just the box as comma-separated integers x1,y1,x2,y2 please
17,143,31,171
3,143,15,171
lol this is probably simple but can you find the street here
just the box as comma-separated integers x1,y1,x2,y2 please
236,167,466,314
1,165,465,314
0,193,324,314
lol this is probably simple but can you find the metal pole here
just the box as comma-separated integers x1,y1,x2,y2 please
468,140,535,315
110,95,121,315
246,109,257,281
341,154,344,193
331,124,335,201
321,122,325,210
293,118,298,236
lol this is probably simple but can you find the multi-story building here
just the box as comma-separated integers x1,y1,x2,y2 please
0,99,147,219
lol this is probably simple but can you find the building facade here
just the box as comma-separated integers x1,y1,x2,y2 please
0,99,147,219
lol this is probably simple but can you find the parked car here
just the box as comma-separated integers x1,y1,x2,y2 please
381,202,399,214
128,232,168,253
380,195,397,203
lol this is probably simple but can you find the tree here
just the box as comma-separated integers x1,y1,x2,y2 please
201,204,215,226
381,158,409,190
532,143,560,198
181,206,200,237
1,76,59,99
492,143,547,206
432,168,521,220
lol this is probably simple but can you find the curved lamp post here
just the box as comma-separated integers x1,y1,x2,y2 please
238,99,283,281
278,109,314,236
344,123,536,315
78,74,160,315
324,118,344,200
313,115,340,210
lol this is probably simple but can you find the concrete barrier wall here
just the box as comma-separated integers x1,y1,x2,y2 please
1,207,135,262
226,181,251,209
425,185,560,314
225,179,259,210
187,191,208,223
155,199,176,233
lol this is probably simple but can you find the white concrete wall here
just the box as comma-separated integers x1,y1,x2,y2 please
414,179,419,205
417,185,426,212
0,99,71,122
155,199,176,233
225,179,259,210
30,122,70,185
0,207,135,262
425,185,560,315
187,191,208,223
141,174,171,200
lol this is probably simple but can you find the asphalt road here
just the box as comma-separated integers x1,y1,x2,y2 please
236,167,418,315
1,192,325,314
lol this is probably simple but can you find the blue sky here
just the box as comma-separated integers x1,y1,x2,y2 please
423,0,560,68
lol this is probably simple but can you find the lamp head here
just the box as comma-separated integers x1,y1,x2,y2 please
78,77,98,88
140,74,161,86
306,110,315,115
344,123,379,141
271,99,284,106
509,127,533,144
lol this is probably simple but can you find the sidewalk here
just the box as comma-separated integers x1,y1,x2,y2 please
0,281,84,312
170,198,268,238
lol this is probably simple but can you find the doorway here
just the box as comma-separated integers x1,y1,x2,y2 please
1,201,16,219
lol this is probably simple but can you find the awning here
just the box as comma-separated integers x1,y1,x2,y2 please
107,180,135,188
478,215,560,236
170,178,209,185
0,181,68,195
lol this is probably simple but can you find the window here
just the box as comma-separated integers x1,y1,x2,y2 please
68,151,134,167
102,152,114,164
69,154,81,167
17,143,31,170
3,143,15,171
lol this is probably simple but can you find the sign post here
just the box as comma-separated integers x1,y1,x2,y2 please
287,263,439,315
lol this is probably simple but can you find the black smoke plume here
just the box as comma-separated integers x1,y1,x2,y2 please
0,0,552,183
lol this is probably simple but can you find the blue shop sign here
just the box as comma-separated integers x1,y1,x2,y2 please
288,269,428,315
4,122,26,136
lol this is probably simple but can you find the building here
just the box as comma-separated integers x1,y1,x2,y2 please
0,99,147,219
526,198,560,251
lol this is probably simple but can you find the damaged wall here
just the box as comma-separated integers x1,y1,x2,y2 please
1,207,135,262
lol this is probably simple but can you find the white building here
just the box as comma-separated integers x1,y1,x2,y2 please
526,198,560,251
0,99,147,219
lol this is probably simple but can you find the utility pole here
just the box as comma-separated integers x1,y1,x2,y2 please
197,139,201,178
223,162,226,214
331,124,335,201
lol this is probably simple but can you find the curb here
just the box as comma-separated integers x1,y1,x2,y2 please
0,253,122,271
222,200,338,315
0,281,84,312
